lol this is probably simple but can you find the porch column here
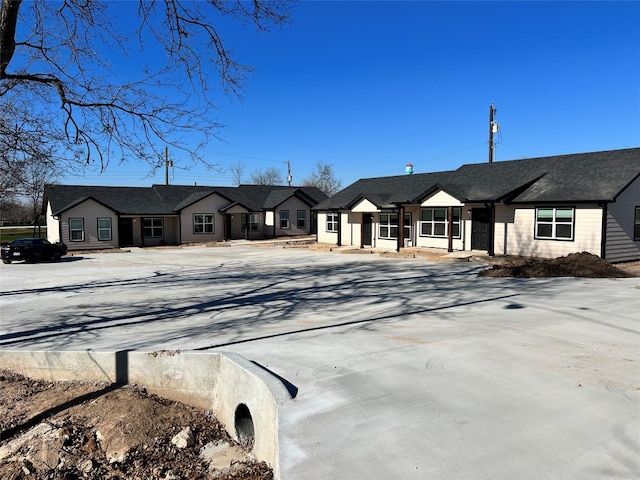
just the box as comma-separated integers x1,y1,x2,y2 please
447,206,454,252
488,203,495,256
397,205,405,252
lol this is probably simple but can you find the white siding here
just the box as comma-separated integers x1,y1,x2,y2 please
507,204,603,258
45,202,61,243
605,176,640,262
60,199,119,250
316,212,338,244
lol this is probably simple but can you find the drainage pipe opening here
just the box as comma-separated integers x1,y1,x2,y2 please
234,403,255,448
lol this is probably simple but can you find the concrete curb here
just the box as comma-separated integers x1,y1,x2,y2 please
0,349,294,478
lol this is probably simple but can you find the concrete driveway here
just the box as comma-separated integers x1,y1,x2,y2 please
1,245,639,479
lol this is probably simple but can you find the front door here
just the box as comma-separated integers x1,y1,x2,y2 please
471,208,490,251
119,218,134,247
362,214,373,247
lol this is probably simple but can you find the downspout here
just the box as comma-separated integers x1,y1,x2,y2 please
599,202,608,259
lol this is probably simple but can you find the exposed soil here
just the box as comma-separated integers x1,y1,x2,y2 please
479,251,639,278
0,370,272,480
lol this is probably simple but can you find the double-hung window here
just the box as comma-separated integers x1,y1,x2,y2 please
379,213,411,240
193,214,214,234
69,218,84,241
143,217,164,238
379,213,398,239
419,208,461,238
97,218,112,241
535,207,574,240
297,210,306,228
634,207,640,241
327,212,339,232
242,213,260,231
280,210,290,229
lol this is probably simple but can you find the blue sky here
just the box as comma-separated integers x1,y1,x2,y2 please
64,1,640,189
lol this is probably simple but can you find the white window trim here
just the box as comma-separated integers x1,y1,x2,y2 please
143,217,164,238
297,210,306,228
327,212,338,233
280,210,290,229
419,207,461,239
193,213,214,234
534,207,575,241
69,218,85,242
97,217,112,241
379,213,398,239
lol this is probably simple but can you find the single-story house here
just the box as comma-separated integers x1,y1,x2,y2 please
313,148,640,262
44,184,327,251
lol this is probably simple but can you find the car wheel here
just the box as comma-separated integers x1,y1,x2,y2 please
52,253,61,261
2,259,11,264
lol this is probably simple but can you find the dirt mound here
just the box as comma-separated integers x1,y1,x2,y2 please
0,370,272,480
479,252,636,278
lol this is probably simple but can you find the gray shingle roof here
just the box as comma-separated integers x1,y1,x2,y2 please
45,184,328,216
314,147,640,210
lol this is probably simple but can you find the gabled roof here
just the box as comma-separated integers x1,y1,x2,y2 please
314,147,640,210
44,184,328,217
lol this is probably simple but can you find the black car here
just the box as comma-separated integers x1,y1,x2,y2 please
1,238,68,264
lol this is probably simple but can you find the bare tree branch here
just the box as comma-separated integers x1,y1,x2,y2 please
0,0,293,176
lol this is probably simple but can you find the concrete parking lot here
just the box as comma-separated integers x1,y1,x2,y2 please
1,245,639,479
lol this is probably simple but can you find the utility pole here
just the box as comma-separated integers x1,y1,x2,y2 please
165,147,173,185
488,103,500,163
287,160,292,186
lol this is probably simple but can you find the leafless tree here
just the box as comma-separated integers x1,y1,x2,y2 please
250,166,283,185
0,0,293,175
303,161,342,196
229,161,246,186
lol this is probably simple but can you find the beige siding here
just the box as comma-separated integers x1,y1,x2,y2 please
421,191,463,207
494,205,515,255
316,212,339,244
180,194,228,243
605,176,640,262
508,205,602,258
352,199,379,213
414,201,465,251
274,197,314,236
346,212,362,247
61,199,119,250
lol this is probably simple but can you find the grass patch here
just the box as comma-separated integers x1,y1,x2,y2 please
0,227,47,243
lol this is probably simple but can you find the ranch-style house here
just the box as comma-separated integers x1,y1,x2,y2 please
313,148,640,262
44,184,327,251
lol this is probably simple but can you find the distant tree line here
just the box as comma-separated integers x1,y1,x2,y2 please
229,161,342,196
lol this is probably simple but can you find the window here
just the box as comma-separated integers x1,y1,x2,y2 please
634,207,640,240
297,210,306,228
143,217,164,237
403,213,412,241
419,208,461,238
243,213,260,231
327,213,338,232
69,218,84,241
535,207,574,240
379,213,398,239
97,218,112,241
378,213,411,240
280,210,290,229
193,214,214,234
